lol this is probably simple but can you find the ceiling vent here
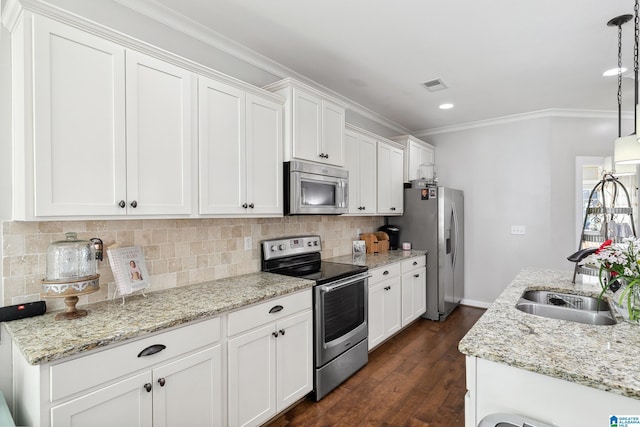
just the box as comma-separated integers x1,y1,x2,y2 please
421,78,448,92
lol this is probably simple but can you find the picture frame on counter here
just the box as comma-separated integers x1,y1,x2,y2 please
107,246,150,298
353,240,366,254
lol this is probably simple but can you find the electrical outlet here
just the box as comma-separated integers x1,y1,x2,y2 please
356,228,361,237
511,225,526,235
244,236,252,250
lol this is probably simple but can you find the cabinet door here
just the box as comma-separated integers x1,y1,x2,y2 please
321,100,345,166
407,141,435,182
246,94,283,215
276,310,313,410
32,16,126,217
51,371,152,427
389,146,404,214
377,142,393,214
384,279,402,337
199,77,246,214
345,130,361,213
358,136,378,213
228,324,277,427
367,281,386,350
153,346,223,427
125,50,194,215
401,266,427,326
292,88,322,163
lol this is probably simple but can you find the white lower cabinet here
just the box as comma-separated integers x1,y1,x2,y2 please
367,264,402,351
50,346,221,427
400,256,427,326
12,317,222,427
51,371,153,427
227,290,313,427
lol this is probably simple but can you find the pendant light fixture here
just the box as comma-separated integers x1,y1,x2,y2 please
614,1,640,165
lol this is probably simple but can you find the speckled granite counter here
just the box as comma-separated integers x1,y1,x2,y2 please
328,249,427,269
459,267,640,400
3,272,314,365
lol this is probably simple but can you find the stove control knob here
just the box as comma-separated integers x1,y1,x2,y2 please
307,242,313,247
270,245,278,251
314,241,319,246
279,244,286,250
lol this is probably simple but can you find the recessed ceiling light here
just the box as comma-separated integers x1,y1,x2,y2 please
439,103,454,110
603,67,627,77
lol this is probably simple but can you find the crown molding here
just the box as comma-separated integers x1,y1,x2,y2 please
414,109,632,137
113,0,410,135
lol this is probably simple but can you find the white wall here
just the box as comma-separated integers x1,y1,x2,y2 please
428,114,626,306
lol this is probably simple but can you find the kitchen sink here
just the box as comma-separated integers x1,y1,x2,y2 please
515,290,617,325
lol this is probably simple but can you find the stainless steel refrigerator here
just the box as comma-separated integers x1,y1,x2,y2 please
394,187,464,321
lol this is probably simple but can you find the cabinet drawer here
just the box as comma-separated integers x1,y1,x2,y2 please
402,256,426,272
369,263,401,285
227,289,312,336
50,316,220,402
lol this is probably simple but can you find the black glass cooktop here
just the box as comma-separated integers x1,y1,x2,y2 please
271,260,368,285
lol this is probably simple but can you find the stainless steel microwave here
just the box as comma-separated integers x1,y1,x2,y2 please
284,161,348,215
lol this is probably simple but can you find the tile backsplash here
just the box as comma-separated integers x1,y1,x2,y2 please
1,216,384,309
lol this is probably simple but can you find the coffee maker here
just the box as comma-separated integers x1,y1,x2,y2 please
378,224,400,250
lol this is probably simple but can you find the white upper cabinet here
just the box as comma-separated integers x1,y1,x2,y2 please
30,16,127,217
345,127,377,215
125,50,194,216
17,15,195,218
391,135,436,183
199,77,283,216
265,78,346,167
377,140,404,215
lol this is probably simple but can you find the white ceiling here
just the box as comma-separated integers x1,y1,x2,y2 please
141,0,637,132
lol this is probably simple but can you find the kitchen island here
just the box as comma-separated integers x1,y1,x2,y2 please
459,267,640,427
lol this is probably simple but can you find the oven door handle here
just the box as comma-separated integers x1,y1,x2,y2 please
319,273,370,293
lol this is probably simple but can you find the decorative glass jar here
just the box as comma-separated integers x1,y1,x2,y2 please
42,232,101,320
46,232,97,281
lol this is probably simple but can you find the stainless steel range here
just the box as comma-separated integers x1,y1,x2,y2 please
261,235,369,401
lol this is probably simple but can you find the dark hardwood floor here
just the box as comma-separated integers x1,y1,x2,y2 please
266,305,486,427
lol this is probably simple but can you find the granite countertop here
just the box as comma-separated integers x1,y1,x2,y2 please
459,267,640,400
328,249,427,269
4,272,314,365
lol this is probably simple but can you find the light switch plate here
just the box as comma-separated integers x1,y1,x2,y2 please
244,236,252,250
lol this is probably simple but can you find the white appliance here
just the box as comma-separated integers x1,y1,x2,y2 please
394,187,464,321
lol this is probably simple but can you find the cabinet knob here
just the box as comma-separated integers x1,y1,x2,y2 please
144,383,152,392
242,203,248,209
272,331,279,338
383,270,389,275
279,329,285,336
414,274,420,278
384,286,391,291
413,261,418,266
249,203,255,209
390,207,396,211
130,200,138,208
158,378,166,387
118,200,126,208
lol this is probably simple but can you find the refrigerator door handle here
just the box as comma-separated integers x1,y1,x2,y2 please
451,202,459,269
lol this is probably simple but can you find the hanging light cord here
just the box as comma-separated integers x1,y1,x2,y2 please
619,20,624,138
635,0,639,131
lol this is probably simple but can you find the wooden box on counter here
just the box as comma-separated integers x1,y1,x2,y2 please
360,232,389,254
